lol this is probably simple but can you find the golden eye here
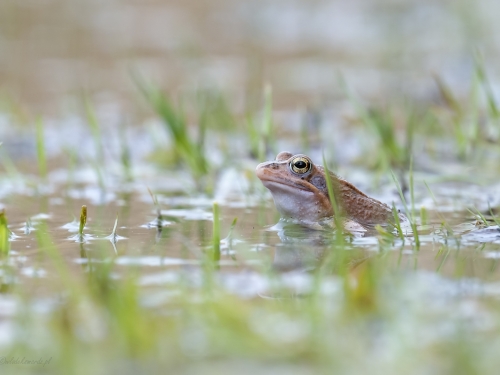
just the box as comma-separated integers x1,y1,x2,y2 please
290,156,312,174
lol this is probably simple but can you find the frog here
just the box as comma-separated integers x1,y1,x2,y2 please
256,151,407,233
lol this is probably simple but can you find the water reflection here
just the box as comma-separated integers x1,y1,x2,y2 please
270,221,338,272
267,217,500,280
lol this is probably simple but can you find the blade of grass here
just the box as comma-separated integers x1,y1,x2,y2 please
434,74,463,115
467,207,488,227
146,187,163,237
391,204,405,241
119,121,133,182
223,217,238,258
424,181,454,235
322,153,343,238
475,53,500,119
340,77,411,176
390,170,420,249
489,205,500,227
78,205,87,242
0,210,9,255
107,214,119,246
212,202,221,267
409,156,415,219
420,206,428,225
134,73,209,186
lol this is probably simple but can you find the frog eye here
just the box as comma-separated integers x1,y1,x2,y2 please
290,156,312,174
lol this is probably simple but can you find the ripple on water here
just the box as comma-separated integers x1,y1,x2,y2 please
462,226,500,244
160,208,213,221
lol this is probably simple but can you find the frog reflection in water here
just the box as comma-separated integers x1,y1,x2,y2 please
256,151,407,234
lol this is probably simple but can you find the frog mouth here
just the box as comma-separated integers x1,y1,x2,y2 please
260,179,312,193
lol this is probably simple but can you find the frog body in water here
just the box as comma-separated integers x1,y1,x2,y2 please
256,151,407,233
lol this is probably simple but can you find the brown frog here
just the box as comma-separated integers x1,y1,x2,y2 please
256,151,407,232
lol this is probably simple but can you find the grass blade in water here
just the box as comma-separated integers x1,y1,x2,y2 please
134,75,209,184
78,205,87,242
0,210,9,255
212,202,221,265
107,214,119,244
390,170,420,249
322,153,343,239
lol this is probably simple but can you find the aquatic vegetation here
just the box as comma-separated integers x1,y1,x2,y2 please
2,2,500,373
2,114,500,375
67,205,89,243
322,153,344,242
211,201,221,264
391,166,420,249
136,76,210,189
343,80,414,181
78,205,87,237
2,75,500,372
0,210,9,255
104,214,125,247
434,56,500,162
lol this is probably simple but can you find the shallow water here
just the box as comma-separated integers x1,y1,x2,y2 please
2,127,500,373
2,127,500,292
2,0,500,373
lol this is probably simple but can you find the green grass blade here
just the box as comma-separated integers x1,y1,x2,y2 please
119,122,133,181
0,210,9,255
390,170,420,249
424,181,454,235
433,75,462,115
467,208,488,227
212,202,221,265
134,74,209,185
391,204,404,241
79,205,87,237
322,153,345,247
488,205,500,227
474,55,500,119
409,156,415,219
390,170,409,215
